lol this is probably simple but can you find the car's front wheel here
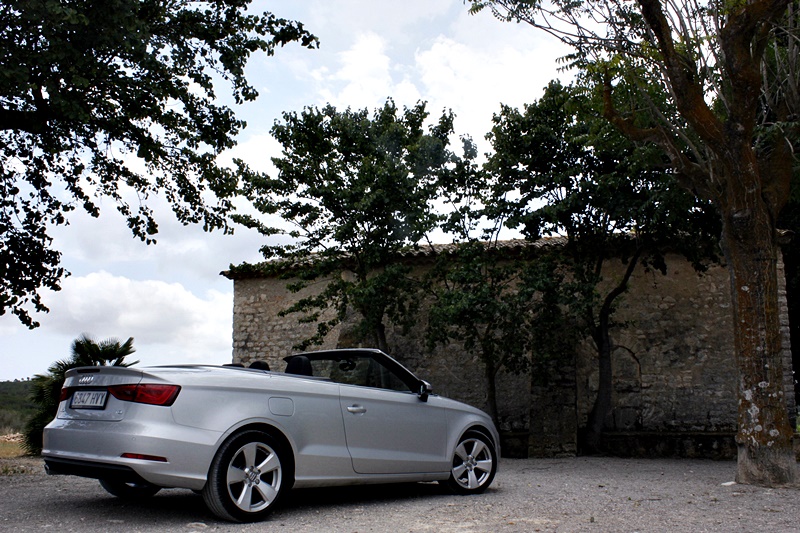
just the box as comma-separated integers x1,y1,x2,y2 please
99,478,161,499
444,430,497,494
202,430,288,522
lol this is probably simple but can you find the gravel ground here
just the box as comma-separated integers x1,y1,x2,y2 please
1,456,798,532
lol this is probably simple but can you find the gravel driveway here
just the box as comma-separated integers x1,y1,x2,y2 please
1,456,798,532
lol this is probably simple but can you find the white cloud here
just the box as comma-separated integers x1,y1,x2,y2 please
415,37,571,152
298,0,454,47
301,7,570,152
47,272,228,338
223,133,281,174
0,272,234,378
41,271,232,364
313,32,414,111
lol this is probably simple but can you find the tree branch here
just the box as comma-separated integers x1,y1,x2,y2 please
637,0,727,152
600,71,718,201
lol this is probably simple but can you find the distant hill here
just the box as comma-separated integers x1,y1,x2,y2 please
0,380,35,434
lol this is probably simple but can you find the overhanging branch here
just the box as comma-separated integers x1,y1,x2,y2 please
637,0,727,152
601,71,717,201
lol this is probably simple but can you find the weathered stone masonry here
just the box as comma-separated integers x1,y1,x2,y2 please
223,248,795,459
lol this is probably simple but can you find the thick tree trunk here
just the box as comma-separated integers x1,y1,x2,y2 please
721,200,797,486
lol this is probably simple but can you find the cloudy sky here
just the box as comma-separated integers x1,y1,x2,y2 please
0,0,570,380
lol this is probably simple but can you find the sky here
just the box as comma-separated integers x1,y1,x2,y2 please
0,0,570,381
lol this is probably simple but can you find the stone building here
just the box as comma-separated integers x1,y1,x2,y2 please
222,242,796,459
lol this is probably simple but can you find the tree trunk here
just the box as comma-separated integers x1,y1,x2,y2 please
583,323,613,453
485,361,500,427
582,247,642,454
373,322,390,354
721,196,797,486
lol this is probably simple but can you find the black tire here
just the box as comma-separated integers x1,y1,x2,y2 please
444,430,497,495
99,478,161,499
202,430,288,522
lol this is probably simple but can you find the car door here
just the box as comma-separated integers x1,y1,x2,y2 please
339,384,449,474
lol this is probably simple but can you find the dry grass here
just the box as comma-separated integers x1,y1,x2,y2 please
0,434,23,459
0,435,41,476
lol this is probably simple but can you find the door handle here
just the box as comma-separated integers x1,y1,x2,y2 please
347,405,367,414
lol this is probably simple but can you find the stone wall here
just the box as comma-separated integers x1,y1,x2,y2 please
582,254,740,434
231,276,340,366
224,251,796,459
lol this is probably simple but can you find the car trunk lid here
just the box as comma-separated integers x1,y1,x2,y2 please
58,366,146,421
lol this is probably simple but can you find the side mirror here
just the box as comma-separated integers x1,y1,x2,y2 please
418,380,432,402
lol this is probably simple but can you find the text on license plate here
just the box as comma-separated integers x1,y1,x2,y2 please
71,390,108,409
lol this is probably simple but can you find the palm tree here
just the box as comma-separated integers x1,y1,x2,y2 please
23,334,138,455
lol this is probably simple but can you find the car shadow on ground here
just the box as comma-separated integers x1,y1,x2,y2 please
78,481,454,526
283,481,450,509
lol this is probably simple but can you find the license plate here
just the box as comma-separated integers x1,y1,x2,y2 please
70,390,108,409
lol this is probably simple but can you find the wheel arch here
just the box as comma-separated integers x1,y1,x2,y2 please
213,422,296,489
462,424,498,451
456,422,500,459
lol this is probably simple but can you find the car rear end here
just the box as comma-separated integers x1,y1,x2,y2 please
43,366,222,490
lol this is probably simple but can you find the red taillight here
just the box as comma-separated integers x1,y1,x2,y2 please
108,384,181,406
108,384,137,402
59,387,71,402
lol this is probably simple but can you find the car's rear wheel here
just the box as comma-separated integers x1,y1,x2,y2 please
99,478,161,499
202,430,288,522
444,430,497,494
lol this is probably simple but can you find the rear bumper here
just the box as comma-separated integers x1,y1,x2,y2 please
42,414,221,491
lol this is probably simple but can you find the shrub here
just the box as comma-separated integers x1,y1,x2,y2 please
23,335,137,455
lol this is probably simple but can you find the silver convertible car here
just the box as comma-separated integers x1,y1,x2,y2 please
43,348,499,522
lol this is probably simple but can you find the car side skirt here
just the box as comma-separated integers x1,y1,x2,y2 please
292,471,450,488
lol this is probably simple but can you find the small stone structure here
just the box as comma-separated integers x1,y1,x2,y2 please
222,243,796,459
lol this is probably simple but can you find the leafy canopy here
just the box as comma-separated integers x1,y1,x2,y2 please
0,0,317,327
486,80,719,273
427,131,577,389
427,80,716,427
469,0,798,214
234,100,457,351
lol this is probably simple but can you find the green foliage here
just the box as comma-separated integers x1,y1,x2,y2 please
481,80,719,443
23,334,137,455
0,0,317,328
0,380,33,412
0,380,34,434
426,131,581,424
486,80,719,285
235,100,458,352
426,239,578,423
